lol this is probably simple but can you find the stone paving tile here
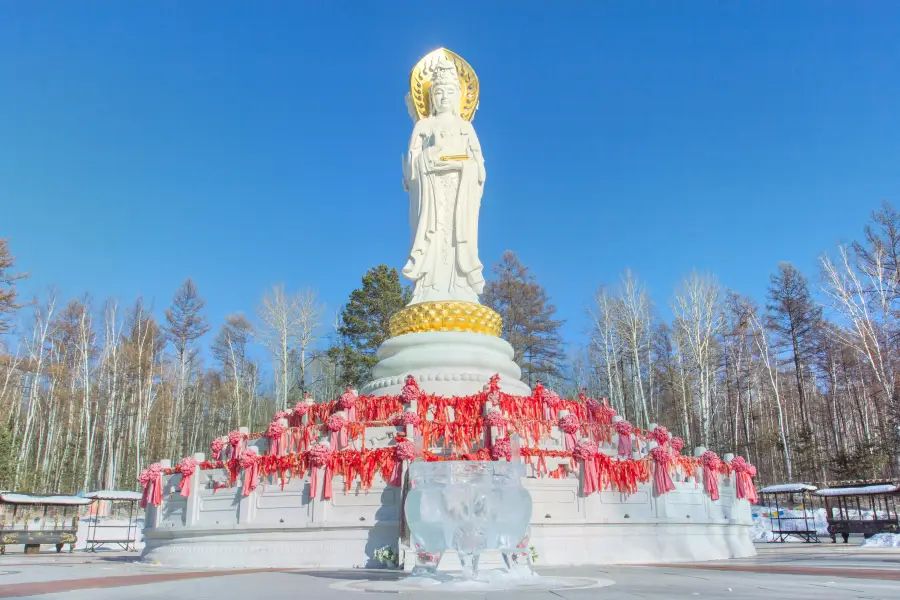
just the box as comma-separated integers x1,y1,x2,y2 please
2,547,900,599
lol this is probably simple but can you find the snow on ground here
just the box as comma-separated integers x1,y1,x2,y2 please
861,533,900,548
751,505,829,542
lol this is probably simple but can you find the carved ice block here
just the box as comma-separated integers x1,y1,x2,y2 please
404,461,532,579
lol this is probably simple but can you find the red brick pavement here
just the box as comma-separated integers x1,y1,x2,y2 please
0,568,285,598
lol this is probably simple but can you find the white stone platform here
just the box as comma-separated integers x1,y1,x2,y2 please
141,464,754,569
361,331,532,397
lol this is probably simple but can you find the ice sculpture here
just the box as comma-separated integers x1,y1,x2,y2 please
404,460,533,579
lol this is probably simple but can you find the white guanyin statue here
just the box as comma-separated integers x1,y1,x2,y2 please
402,53,486,305
361,49,530,398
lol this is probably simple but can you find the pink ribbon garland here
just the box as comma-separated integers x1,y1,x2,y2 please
573,442,599,496
178,457,198,498
615,421,633,457
327,414,348,450
558,414,580,452
241,454,260,496
389,439,416,486
650,446,675,496
731,457,756,501
702,451,720,501
744,465,759,503
139,464,163,508
308,444,333,499
228,430,246,461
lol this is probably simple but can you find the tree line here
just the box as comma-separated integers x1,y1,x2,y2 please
1,204,898,492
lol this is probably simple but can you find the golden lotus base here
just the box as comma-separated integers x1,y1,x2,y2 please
389,301,502,338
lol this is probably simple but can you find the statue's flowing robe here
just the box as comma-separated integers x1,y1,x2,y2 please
402,117,485,303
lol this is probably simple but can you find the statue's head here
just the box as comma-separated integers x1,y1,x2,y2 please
429,56,461,116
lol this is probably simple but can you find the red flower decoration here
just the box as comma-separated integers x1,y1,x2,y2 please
274,410,290,421
597,405,617,421
730,456,748,473
671,437,685,453
178,456,198,477
399,376,423,405
239,452,258,470
326,413,347,432
394,439,416,461
396,411,421,427
544,390,560,407
651,426,670,446
307,443,332,468
650,446,671,464
484,410,506,428
558,414,580,434
490,437,512,461
572,441,596,462
266,420,286,439
702,450,720,468
293,401,309,417
338,387,358,410
614,420,632,436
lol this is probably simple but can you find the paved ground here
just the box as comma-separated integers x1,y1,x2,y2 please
0,544,897,599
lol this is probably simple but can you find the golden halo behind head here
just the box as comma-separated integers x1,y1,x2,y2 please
409,48,479,122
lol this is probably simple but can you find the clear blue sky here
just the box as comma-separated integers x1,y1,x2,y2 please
2,2,899,350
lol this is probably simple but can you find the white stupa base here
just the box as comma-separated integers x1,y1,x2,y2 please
361,331,531,397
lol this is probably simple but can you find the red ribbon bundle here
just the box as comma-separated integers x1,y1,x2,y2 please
308,443,333,500
490,436,512,461
266,420,288,456
573,442,599,495
228,429,246,461
650,426,670,447
615,420,633,457
399,375,423,405
650,446,675,496
558,414,580,451
339,388,358,422
730,456,757,502
292,400,310,427
396,410,422,436
389,438,416,486
327,413,348,450
178,456,198,497
240,452,260,497
139,463,163,508
484,410,506,448
702,451,721,501
584,395,600,422
210,436,227,461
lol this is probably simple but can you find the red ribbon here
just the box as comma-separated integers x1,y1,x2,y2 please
651,447,675,496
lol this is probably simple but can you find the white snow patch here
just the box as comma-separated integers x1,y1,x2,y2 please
861,533,900,548
758,483,817,494
0,493,93,506
815,484,899,497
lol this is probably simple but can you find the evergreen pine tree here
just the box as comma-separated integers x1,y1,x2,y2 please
483,251,564,384
332,265,410,386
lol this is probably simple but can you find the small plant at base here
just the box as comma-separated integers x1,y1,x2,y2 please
374,544,398,567
529,546,539,562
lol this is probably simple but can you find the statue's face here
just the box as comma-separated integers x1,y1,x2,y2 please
431,83,459,115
